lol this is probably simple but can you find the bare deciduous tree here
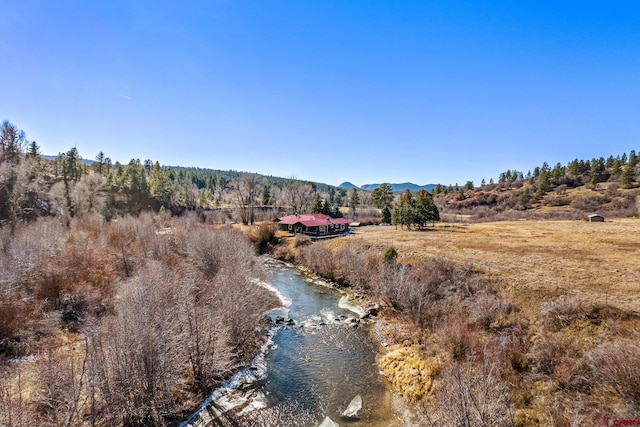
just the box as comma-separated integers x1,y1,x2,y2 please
232,173,260,225
281,178,314,214
71,172,107,217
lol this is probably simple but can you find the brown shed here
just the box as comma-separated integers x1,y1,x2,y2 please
588,214,605,222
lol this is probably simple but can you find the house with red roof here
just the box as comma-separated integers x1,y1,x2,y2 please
276,213,351,237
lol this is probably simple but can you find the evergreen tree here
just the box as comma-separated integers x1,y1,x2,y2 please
94,151,106,175
413,189,439,228
0,120,26,165
621,163,635,187
371,183,394,209
611,160,622,175
60,147,85,218
537,169,550,196
27,140,40,159
347,188,360,219
262,184,272,206
149,162,172,208
125,159,150,211
310,193,322,213
392,189,414,229
381,206,392,224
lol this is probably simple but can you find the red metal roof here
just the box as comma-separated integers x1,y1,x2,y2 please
277,214,349,227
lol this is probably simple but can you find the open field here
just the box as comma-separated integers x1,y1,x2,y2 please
341,218,640,316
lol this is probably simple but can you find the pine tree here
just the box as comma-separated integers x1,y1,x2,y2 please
629,150,638,167
381,206,392,224
621,163,635,187
310,193,322,213
371,183,394,209
27,140,40,159
149,162,172,208
347,188,360,219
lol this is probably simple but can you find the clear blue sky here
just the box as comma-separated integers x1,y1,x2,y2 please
1,1,639,187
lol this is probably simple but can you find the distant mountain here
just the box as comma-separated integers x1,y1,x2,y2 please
360,182,437,193
339,182,359,190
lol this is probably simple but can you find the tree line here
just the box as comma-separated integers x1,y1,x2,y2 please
0,120,360,230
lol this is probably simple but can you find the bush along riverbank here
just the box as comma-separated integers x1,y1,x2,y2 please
272,233,640,426
0,213,279,427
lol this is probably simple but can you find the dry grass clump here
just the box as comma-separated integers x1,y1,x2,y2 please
379,347,440,400
249,222,278,254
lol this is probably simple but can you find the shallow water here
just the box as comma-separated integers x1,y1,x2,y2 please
261,264,397,426
183,262,398,427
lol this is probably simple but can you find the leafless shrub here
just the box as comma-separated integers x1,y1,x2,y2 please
0,218,66,289
34,342,89,427
468,293,518,332
182,225,275,361
424,350,513,427
542,395,603,427
296,242,338,282
498,326,531,373
528,332,581,378
200,208,234,224
542,195,571,207
439,316,482,361
292,234,311,248
604,183,619,197
540,296,593,332
91,263,186,426
185,226,257,281
571,194,609,211
353,208,380,225
587,337,640,410
0,365,34,427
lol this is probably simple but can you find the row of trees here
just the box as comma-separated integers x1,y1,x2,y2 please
2,120,447,231
435,151,639,218
489,152,638,194
0,121,365,229
391,189,440,229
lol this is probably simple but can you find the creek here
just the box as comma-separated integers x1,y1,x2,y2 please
182,260,398,427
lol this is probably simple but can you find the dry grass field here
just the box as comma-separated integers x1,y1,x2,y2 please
313,218,640,424
340,218,640,317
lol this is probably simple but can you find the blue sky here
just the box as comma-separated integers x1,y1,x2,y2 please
1,1,639,187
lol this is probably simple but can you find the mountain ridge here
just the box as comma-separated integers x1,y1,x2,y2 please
340,182,437,193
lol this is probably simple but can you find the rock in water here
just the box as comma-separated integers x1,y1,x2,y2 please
318,415,339,427
341,394,362,418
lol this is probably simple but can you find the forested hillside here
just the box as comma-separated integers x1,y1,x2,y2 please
0,120,349,230
433,154,640,221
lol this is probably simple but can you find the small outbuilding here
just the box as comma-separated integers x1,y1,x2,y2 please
587,214,605,222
